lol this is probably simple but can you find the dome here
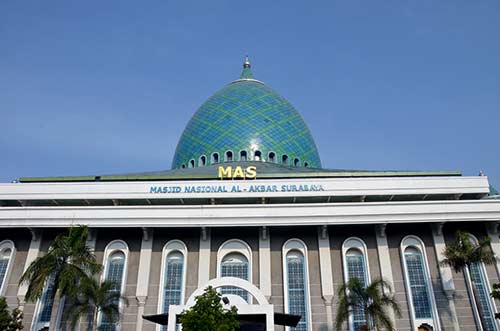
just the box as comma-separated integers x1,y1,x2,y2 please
171,57,321,169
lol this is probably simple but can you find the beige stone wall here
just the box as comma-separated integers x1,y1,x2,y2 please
3,223,500,331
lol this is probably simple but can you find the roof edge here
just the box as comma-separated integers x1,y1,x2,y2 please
18,169,462,183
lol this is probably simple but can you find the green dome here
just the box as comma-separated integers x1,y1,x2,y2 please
172,57,321,169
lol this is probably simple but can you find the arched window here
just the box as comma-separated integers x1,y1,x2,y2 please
211,152,219,164
225,151,233,162
294,158,300,167
0,240,14,296
283,239,311,331
158,240,187,331
220,253,249,300
240,150,248,161
282,155,289,165
304,162,309,168
401,236,439,331
268,152,276,163
342,238,370,331
33,275,56,330
181,164,186,169
217,240,252,302
189,159,195,168
468,235,498,331
199,155,207,167
99,240,128,331
254,150,262,161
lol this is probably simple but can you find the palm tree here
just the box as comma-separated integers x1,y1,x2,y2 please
441,230,497,330
64,277,128,331
19,226,102,329
335,278,401,331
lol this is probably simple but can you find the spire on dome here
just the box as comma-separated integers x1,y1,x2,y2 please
244,55,251,68
240,55,254,79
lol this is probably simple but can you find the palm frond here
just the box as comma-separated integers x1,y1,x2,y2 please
441,230,497,273
335,278,400,331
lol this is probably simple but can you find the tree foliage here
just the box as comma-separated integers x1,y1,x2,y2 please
491,283,500,319
440,230,496,273
335,278,401,331
441,230,497,328
0,297,23,331
64,277,127,331
179,286,239,331
19,226,102,302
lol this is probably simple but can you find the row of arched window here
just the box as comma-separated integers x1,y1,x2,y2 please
179,150,310,169
0,235,498,331
343,235,498,331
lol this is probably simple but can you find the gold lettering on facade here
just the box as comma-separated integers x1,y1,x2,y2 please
218,166,257,179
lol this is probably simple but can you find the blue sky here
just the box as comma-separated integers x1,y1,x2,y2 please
1,1,499,189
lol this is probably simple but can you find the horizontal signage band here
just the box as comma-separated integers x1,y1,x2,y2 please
150,183,325,194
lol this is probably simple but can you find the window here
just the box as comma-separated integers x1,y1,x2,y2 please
199,155,207,167
0,240,14,296
254,150,262,161
225,151,233,162
220,253,249,300
158,241,187,331
294,158,300,167
282,155,289,165
405,248,432,318
188,160,195,168
181,164,186,169
240,150,248,161
211,153,219,164
283,239,311,331
217,240,252,302
468,235,497,331
342,238,370,331
268,152,276,163
32,274,57,331
99,241,128,331
401,236,439,330
304,162,309,168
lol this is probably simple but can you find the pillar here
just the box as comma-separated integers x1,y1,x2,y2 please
431,222,460,331
135,228,153,331
374,224,396,323
259,226,272,300
317,225,334,331
17,228,42,311
198,227,211,287
486,222,500,278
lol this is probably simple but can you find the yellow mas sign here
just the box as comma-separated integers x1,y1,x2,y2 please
218,166,257,179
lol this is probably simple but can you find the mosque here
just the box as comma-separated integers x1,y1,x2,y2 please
1,57,500,331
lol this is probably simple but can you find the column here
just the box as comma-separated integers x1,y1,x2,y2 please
259,226,272,300
198,227,211,287
374,224,396,323
486,222,500,278
432,222,460,331
78,228,98,331
135,228,153,331
17,228,42,310
317,225,334,331
86,228,97,251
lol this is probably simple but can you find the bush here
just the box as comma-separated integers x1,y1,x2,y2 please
0,297,23,331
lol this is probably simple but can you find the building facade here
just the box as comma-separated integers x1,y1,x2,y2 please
1,58,500,331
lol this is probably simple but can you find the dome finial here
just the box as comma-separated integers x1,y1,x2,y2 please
243,55,251,68
240,55,254,79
